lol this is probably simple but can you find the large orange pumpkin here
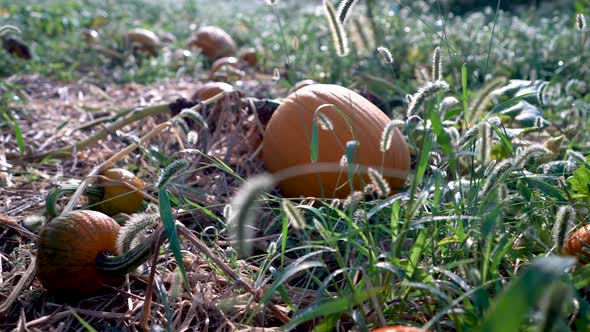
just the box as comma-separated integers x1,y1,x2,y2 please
36,210,122,295
96,168,145,216
188,26,236,59
288,79,318,95
262,84,410,198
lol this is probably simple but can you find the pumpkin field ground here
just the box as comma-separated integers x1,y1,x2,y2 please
3,0,590,331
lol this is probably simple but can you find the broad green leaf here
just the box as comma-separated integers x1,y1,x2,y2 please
568,165,590,198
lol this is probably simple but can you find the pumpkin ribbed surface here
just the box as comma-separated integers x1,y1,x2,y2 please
36,210,122,294
96,168,144,216
188,26,236,59
262,84,410,198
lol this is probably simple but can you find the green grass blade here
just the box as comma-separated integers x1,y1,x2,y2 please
158,188,190,293
480,256,575,332
311,120,319,163
345,140,359,193
282,288,380,331
462,63,469,121
430,107,453,156
2,112,25,155
68,308,98,332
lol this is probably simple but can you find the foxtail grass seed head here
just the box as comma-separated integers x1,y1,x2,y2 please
187,131,198,145
380,120,404,152
228,174,275,256
343,190,364,209
487,116,502,127
180,109,208,129
368,167,391,197
577,13,586,31
337,0,358,24
267,241,277,256
457,124,480,147
330,198,342,208
406,80,450,117
514,145,553,168
324,0,349,57
282,199,306,230
117,212,159,254
567,149,587,164
157,159,189,189
353,209,366,223
445,127,461,144
552,205,577,252
479,122,492,167
432,46,442,81
440,96,459,114
377,46,394,64
314,105,335,130
480,158,514,198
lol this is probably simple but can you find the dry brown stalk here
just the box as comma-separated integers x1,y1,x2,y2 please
0,254,36,318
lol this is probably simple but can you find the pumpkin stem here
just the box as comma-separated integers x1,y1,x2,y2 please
46,185,104,218
96,227,162,275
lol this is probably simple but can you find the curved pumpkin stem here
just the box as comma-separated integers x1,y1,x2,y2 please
46,185,104,218
96,226,163,275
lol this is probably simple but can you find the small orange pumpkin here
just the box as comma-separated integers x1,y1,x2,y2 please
372,325,428,332
564,224,590,264
190,81,235,102
124,28,161,56
96,168,144,216
188,26,236,59
239,48,258,67
262,84,410,198
36,210,122,295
